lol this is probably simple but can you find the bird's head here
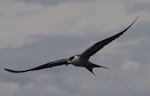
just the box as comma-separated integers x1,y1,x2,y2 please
65,56,74,66
68,56,75,64
66,55,80,66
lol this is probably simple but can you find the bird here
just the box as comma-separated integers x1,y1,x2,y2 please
4,17,138,75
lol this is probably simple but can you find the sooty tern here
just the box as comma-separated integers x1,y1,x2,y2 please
4,17,138,75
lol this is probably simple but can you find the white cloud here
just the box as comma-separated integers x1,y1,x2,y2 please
1,0,150,96
0,0,149,48
121,59,140,72
0,80,19,96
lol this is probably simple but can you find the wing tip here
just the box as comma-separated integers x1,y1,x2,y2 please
121,16,139,34
4,68,28,73
131,16,139,25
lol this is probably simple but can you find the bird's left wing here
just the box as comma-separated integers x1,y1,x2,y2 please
80,16,139,59
4,59,68,73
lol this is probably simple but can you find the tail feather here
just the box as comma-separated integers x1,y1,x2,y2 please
92,63,109,69
86,67,96,76
86,63,108,75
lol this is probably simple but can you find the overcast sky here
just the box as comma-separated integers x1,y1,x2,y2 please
0,0,150,96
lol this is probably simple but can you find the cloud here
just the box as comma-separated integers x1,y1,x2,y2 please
0,0,150,96
121,60,140,72
0,80,19,96
1,31,150,96
120,0,150,13
15,0,93,5
1,0,148,48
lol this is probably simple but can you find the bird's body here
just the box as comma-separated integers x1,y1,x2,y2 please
69,55,87,67
4,17,139,75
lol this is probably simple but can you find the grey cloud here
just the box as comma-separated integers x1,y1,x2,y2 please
0,35,88,81
0,35,95,96
1,19,150,96
117,21,150,64
120,0,150,13
0,0,150,96
15,0,93,5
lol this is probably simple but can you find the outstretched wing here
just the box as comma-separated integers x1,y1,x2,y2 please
80,16,139,59
5,59,68,73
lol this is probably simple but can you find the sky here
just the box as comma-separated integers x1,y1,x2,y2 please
0,0,150,96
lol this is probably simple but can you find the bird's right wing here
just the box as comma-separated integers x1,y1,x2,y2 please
4,59,68,73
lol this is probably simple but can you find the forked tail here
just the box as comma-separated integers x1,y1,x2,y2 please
86,63,108,75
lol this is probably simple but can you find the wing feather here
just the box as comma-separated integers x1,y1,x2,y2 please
80,17,138,59
5,59,68,73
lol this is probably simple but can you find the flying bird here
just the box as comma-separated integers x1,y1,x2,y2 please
4,17,138,75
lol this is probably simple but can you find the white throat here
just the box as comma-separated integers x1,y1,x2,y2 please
70,55,79,64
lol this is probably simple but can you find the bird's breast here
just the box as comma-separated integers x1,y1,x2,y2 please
70,56,87,67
